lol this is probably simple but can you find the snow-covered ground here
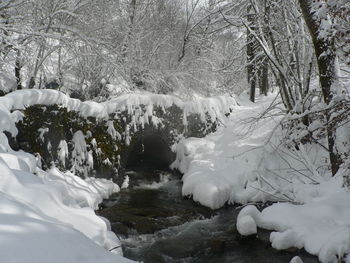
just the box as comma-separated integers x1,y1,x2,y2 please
0,132,135,262
172,91,350,263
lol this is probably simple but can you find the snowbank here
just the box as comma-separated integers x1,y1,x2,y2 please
0,125,133,261
237,178,350,263
171,93,282,209
171,91,350,262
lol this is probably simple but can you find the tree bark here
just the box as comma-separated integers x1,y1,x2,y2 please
247,4,256,102
298,0,335,104
260,59,269,96
15,49,22,90
260,1,270,96
298,0,340,175
250,75,256,102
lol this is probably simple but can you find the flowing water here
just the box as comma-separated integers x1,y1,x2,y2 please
98,167,318,263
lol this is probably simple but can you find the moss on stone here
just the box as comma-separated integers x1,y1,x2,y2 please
12,103,219,180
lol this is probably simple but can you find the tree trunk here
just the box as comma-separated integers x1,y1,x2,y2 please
247,4,256,102
250,75,256,102
260,59,269,96
15,50,22,90
298,0,340,175
260,1,270,96
298,0,335,104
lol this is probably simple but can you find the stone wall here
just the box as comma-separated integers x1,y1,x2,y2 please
11,103,218,181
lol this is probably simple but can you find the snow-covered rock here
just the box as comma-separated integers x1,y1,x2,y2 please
236,178,350,263
236,215,257,236
290,256,304,263
236,205,261,236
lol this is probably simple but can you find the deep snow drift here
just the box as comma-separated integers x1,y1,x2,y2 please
171,92,286,209
0,132,135,262
171,91,350,263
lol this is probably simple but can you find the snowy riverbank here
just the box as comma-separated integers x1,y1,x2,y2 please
0,131,135,262
171,92,285,209
171,91,350,262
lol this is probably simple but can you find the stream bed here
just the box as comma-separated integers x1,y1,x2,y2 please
98,167,319,263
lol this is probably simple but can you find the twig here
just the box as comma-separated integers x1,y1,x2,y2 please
109,246,121,252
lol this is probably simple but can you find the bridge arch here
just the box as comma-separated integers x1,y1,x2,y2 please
125,132,175,169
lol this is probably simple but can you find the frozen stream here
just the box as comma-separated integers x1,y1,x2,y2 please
98,167,318,263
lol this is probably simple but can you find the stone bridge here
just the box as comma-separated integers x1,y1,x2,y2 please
2,90,236,181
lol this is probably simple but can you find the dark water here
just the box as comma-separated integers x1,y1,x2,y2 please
98,168,319,263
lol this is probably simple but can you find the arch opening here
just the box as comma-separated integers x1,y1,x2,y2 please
126,134,175,170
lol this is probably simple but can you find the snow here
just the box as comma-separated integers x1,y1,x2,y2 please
237,181,350,263
0,70,16,93
172,91,350,262
58,140,69,166
290,256,304,263
0,151,133,262
171,92,282,209
0,193,126,263
0,89,237,137
72,130,90,177
106,120,120,140
236,214,257,236
38,127,49,142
